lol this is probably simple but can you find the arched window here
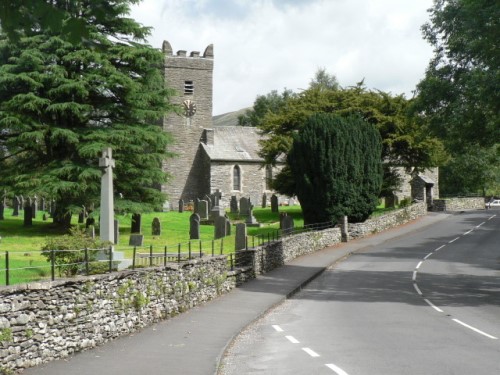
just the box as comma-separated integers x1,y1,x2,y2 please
233,165,241,191
265,165,273,190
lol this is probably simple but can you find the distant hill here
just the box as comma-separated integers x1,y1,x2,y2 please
212,107,250,127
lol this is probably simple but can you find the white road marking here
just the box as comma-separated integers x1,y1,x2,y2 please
423,252,433,260
448,237,460,243
412,271,417,281
416,261,423,269
488,215,496,220
285,335,299,344
476,222,485,228
272,325,283,332
452,319,498,340
302,347,320,357
435,245,445,251
424,298,443,313
464,229,473,235
326,363,350,375
413,283,423,295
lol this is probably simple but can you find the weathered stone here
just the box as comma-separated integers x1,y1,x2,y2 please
152,217,161,236
230,196,238,214
131,213,142,234
270,194,278,213
128,234,144,246
214,216,227,239
235,223,247,251
189,213,200,240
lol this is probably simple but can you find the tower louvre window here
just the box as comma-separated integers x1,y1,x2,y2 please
184,80,194,95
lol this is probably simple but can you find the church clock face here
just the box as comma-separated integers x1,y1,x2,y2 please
183,99,197,117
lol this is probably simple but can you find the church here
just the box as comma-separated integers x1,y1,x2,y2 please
160,40,439,211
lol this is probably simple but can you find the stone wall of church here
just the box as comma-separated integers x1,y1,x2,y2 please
393,167,439,202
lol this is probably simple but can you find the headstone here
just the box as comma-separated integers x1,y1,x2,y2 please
12,196,19,216
129,234,144,246
235,223,247,251
189,213,200,240
279,212,287,229
385,194,397,208
210,206,223,221
271,194,279,213
230,196,238,214
42,213,47,221
114,219,119,245
197,200,209,220
214,216,227,239
99,147,115,243
152,217,161,236
204,195,212,210
282,215,294,235
262,193,267,208
194,198,200,213
225,217,231,236
24,205,33,227
288,197,295,206
178,199,184,213
245,206,258,225
85,217,95,228
239,197,250,216
32,195,37,218
131,213,142,234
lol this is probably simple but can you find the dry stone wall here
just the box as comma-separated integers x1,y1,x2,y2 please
431,197,484,211
0,256,233,373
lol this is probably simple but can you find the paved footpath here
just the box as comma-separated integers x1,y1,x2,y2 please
24,213,450,375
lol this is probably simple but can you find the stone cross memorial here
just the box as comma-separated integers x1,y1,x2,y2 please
99,147,115,243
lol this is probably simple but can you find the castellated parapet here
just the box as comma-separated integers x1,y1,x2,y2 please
161,40,214,207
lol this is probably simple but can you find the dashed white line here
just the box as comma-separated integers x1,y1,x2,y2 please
272,325,283,332
325,363,350,375
412,271,417,281
452,319,498,340
302,347,320,357
488,215,496,220
449,237,460,243
424,298,443,313
416,261,423,269
464,229,473,235
285,335,299,344
435,245,445,251
423,252,433,260
476,222,485,228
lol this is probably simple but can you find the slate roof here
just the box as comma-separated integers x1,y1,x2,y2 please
200,126,264,162
417,174,435,185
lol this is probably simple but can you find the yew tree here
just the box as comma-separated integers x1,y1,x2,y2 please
0,0,175,226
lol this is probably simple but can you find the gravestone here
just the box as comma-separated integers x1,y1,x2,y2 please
131,213,142,234
239,197,250,216
114,219,119,245
189,213,200,240
178,199,184,213
42,213,47,221
288,197,295,206
235,223,247,251
385,194,397,208
197,200,209,220
262,193,267,208
23,204,33,227
230,196,238,214
282,215,294,235
214,216,227,239
279,212,288,229
41,197,46,211
32,195,37,218
152,217,161,236
245,206,258,225
12,196,19,216
85,217,95,228
99,147,115,243
210,206,223,221
194,198,200,213
271,194,279,213
225,216,231,236
204,195,212,210
129,234,144,246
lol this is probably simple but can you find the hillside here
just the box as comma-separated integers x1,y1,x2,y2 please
212,107,250,127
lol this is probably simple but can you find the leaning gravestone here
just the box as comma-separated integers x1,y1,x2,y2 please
131,213,142,234
230,196,238,214
129,234,144,246
235,223,247,251
271,194,279,213
190,213,200,240
178,199,184,213
152,217,161,236
214,216,227,239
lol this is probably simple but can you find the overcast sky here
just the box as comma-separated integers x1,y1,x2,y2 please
130,0,435,115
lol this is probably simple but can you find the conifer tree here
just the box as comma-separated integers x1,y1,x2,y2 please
0,0,175,226
288,113,382,225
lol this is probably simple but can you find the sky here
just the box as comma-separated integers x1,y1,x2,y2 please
130,0,435,115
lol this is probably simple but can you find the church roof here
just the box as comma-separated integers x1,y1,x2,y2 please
201,126,265,162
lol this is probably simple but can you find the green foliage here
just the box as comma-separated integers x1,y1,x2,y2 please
413,0,499,194
238,89,294,127
40,227,108,277
0,328,12,342
0,0,175,226
288,113,383,224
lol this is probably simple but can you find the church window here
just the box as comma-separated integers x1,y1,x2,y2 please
265,165,273,190
233,165,241,191
184,81,194,95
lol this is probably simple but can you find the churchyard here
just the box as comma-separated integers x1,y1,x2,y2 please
0,205,304,286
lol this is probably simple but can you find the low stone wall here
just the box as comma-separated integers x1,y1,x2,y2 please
432,197,484,211
349,202,427,239
0,256,234,374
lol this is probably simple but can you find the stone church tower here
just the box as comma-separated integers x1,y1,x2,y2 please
161,41,214,209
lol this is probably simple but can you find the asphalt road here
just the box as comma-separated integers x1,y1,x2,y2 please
220,210,500,375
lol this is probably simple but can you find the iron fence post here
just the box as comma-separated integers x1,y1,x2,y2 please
199,240,202,258
164,246,167,267
108,246,113,273
212,240,214,256
220,238,224,255
51,249,55,281
84,248,89,276
177,243,181,263
149,245,153,267
132,246,136,270
189,241,192,260
5,251,9,286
